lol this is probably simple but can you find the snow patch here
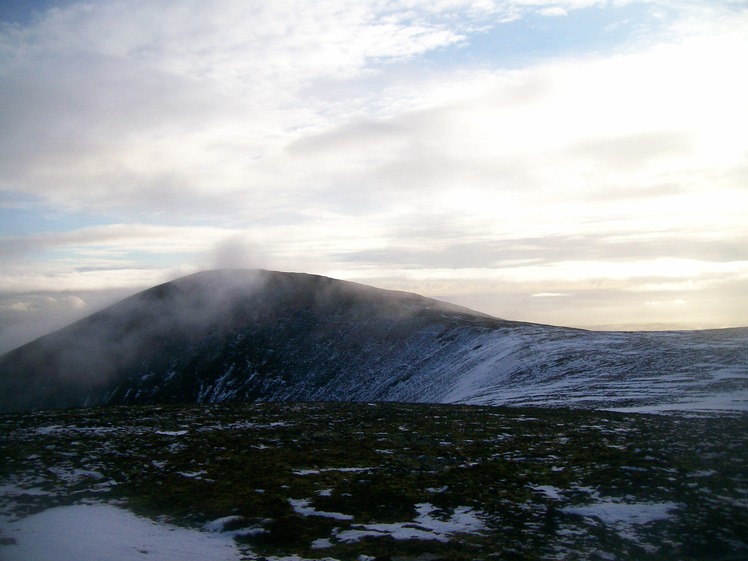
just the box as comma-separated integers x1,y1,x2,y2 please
203,515,245,532
0,504,243,561
289,498,353,520
563,501,678,526
177,470,207,479
293,467,375,476
203,515,266,538
310,537,333,549
0,484,51,497
335,502,484,544
531,485,564,500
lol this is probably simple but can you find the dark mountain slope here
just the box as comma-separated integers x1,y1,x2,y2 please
0,269,746,413
0,270,508,412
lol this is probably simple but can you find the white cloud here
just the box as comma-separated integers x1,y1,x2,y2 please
4,1,746,215
629,280,723,293
1,1,478,210
645,299,687,306
206,234,269,271
1,224,241,259
1,294,87,313
3,301,32,312
1,0,747,337
538,7,569,17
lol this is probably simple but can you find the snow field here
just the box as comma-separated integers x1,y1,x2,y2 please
0,504,243,561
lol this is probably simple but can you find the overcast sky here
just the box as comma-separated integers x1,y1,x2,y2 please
1,0,747,352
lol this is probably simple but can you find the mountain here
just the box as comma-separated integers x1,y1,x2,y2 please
0,269,746,414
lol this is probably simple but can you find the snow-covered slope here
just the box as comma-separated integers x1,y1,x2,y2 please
0,269,745,413
435,325,748,412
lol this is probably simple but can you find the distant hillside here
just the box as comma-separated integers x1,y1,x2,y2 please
0,269,746,413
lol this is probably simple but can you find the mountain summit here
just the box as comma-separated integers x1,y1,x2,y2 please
0,269,746,413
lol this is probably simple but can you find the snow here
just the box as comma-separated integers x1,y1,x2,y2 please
559,500,679,548
688,470,717,478
3,270,746,416
335,502,485,544
48,467,105,484
256,554,338,561
0,484,51,497
531,485,564,500
34,425,64,435
203,515,245,532
562,501,678,525
434,325,748,415
177,470,207,479
0,504,243,561
203,515,266,538
289,498,354,520
293,467,375,476
310,537,333,549
608,388,748,414
198,366,241,403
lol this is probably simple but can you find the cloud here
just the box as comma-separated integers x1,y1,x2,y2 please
645,299,687,307
0,0,747,334
0,294,86,314
0,292,94,353
538,7,569,17
0,224,240,261
4,2,746,218
207,235,268,270
283,21,748,214
0,0,486,209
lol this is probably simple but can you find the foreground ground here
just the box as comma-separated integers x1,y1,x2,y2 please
1,402,746,560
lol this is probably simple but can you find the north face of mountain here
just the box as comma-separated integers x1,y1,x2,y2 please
0,269,746,413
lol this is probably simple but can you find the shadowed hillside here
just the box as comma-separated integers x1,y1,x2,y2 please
0,269,746,413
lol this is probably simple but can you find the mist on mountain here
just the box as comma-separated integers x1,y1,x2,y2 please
0,269,745,414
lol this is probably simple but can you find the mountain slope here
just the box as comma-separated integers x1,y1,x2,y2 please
0,269,746,413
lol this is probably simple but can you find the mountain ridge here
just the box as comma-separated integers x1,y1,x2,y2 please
1,269,746,414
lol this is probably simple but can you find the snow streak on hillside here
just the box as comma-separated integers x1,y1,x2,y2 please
0,270,745,414
436,325,748,413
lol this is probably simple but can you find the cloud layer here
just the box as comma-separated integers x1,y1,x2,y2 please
1,0,747,350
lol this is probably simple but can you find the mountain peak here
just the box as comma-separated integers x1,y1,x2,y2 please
1,270,745,414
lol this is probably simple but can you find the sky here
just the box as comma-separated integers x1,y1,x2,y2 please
1,0,747,352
